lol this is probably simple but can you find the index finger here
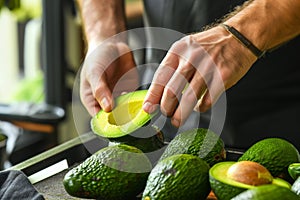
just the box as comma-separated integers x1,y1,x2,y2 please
143,52,178,114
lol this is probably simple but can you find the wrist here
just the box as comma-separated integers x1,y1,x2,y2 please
224,14,268,52
220,24,266,58
224,0,300,52
217,25,257,65
86,39,130,59
79,0,127,54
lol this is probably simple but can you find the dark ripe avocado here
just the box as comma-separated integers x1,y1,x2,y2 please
209,161,291,200
91,90,157,138
63,144,152,199
231,184,300,200
292,177,300,196
142,154,210,200
159,128,226,166
289,163,300,180
238,138,300,178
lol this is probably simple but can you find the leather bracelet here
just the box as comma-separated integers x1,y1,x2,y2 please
220,23,266,58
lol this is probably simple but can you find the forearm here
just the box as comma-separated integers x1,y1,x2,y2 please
77,0,127,49
224,0,300,52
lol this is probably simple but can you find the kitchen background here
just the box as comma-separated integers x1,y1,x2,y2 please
0,0,143,169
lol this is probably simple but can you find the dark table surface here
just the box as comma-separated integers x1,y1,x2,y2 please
34,163,84,200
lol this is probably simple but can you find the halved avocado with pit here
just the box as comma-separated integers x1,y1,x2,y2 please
91,90,157,138
209,161,291,200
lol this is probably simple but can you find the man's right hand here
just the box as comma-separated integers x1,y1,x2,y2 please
80,41,139,116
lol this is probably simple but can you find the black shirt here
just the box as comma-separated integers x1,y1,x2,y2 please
142,0,300,149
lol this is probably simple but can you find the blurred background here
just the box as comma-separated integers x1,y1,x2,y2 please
0,0,143,169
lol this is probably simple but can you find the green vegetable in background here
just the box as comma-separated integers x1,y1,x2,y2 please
10,72,44,103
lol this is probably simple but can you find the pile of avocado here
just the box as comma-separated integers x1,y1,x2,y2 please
209,138,300,200
63,90,300,200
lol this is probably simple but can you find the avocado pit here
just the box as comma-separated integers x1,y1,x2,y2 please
227,161,273,186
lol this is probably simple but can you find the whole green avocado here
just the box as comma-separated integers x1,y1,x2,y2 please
142,154,211,200
159,128,226,166
231,184,299,200
63,144,152,200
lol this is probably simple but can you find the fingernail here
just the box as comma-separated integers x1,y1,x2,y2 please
143,102,155,113
101,97,110,111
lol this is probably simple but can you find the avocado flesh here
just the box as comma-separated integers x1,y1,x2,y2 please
63,144,152,199
209,161,291,200
231,184,300,200
91,90,156,138
159,128,226,166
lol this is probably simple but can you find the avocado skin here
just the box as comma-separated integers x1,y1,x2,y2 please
159,128,225,167
142,154,210,200
231,184,300,200
63,144,152,199
108,125,165,153
238,138,300,178
292,177,300,196
209,162,248,200
209,175,246,200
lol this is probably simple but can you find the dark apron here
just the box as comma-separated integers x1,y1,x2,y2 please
142,0,300,150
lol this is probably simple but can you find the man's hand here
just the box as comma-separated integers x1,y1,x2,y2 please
143,26,257,127
80,41,139,116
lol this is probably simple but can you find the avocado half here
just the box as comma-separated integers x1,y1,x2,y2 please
209,161,291,200
91,90,157,138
